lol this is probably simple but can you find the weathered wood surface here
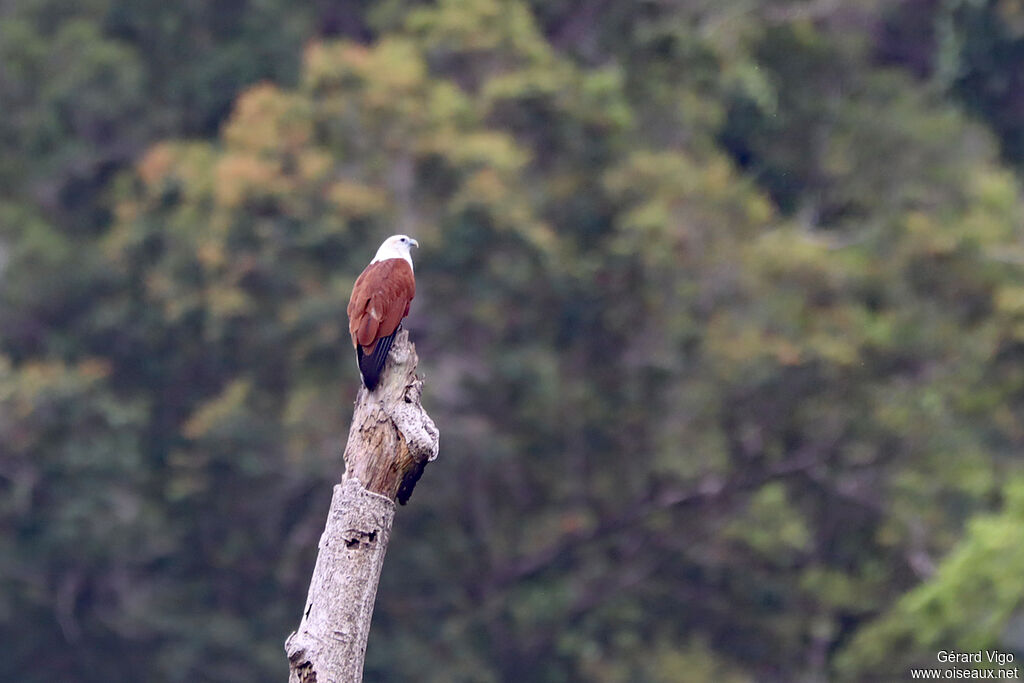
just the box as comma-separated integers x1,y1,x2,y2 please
286,331,438,682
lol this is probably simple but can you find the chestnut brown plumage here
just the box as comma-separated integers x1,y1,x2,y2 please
346,236,417,390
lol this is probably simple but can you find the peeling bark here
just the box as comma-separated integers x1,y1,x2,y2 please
286,330,438,682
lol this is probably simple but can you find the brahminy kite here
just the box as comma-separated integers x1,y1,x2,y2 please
347,234,418,390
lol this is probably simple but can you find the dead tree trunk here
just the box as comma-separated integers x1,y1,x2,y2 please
285,330,439,682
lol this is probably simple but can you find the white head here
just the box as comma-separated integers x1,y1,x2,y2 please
372,234,419,269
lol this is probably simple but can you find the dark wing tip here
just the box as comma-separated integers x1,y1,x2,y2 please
356,329,399,391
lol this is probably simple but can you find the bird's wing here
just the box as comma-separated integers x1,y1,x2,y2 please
372,260,415,348
347,258,415,352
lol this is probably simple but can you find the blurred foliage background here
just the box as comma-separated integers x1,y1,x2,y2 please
4,0,1024,680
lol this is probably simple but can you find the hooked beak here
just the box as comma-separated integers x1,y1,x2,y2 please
410,238,419,248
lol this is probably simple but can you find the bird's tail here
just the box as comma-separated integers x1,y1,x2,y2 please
357,328,398,391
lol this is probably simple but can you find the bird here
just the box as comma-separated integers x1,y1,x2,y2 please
347,234,418,390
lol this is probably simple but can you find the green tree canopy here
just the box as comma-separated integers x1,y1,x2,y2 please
4,1,1024,681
